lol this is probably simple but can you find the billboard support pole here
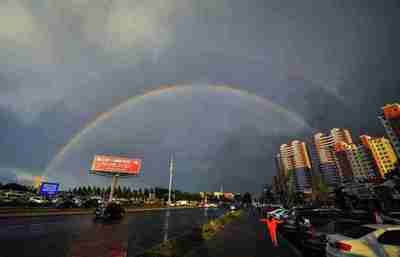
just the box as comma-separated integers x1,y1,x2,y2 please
167,154,174,206
109,174,119,203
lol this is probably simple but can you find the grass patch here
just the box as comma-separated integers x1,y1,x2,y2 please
201,210,242,240
139,210,243,257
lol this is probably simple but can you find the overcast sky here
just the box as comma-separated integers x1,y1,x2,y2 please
0,0,399,193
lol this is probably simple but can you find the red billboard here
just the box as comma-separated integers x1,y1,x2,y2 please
91,155,141,175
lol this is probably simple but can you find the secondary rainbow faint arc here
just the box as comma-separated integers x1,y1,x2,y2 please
44,84,310,176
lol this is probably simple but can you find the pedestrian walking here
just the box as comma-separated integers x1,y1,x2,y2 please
260,216,282,247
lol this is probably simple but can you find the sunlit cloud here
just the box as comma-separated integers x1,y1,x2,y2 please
0,2,38,47
90,0,184,60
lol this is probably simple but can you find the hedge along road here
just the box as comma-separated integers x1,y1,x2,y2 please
0,208,225,257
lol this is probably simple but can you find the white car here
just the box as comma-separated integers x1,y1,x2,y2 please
72,197,82,207
207,203,218,208
29,196,45,204
326,224,400,257
274,209,289,220
268,208,288,219
267,208,284,215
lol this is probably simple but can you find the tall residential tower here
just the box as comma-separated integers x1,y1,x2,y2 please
361,135,398,178
379,103,400,159
314,128,353,187
278,140,312,193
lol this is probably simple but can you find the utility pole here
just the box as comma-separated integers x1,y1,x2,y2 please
167,154,174,206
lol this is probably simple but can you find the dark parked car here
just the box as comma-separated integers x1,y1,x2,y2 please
261,205,283,217
280,207,316,234
301,218,365,255
95,202,125,220
82,198,99,208
56,199,77,209
280,208,350,256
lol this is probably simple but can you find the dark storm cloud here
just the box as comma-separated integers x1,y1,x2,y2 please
45,86,309,192
202,125,298,193
0,0,399,192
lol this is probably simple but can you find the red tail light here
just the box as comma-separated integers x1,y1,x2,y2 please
334,241,352,251
309,225,315,239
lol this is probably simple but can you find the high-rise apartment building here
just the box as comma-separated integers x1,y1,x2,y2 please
335,141,377,181
361,135,398,178
314,128,353,187
306,139,323,198
348,143,377,181
278,140,312,193
275,153,286,192
335,142,354,182
379,103,400,159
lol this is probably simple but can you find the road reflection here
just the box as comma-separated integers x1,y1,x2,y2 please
0,209,224,257
68,220,128,257
163,209,170,242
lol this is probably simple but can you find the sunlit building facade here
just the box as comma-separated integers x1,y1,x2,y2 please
314,128,353,187
361,135,398,178
334,142,353,182
346,143,377,181
275,153,287,194
306,140,323,200
379,103,400,159
335,141,377,181
278,141,312,193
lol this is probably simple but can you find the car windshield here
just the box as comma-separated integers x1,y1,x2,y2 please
341,226,376,239
1,1,399,257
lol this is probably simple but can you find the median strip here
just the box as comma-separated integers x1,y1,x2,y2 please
137,210,243,257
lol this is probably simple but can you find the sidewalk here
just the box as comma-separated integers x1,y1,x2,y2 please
186,211,302,257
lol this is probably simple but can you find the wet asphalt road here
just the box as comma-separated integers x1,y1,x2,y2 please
0,208,224,257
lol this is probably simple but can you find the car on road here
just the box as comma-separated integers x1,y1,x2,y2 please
206,203,218,208
326,224,400,257
82,198,100,208
95,202,125,220
3,191,26,201
266,207,284,215
300,218,363,256
230,204,241,211
72,197,83,207
56,199,78,209
29,196,46,204
176,200,189,206
280,208,361,256
261,204,282,215
280,207,316,234
268,208,288,219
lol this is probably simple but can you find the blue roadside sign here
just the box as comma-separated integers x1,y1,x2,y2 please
39,182,60,197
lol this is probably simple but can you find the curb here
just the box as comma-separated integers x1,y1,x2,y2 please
0,207,197,218
0,211,93,218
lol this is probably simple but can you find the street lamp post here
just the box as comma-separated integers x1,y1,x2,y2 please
167,154,174,206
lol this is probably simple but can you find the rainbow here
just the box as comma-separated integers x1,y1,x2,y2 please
44,84,310,176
